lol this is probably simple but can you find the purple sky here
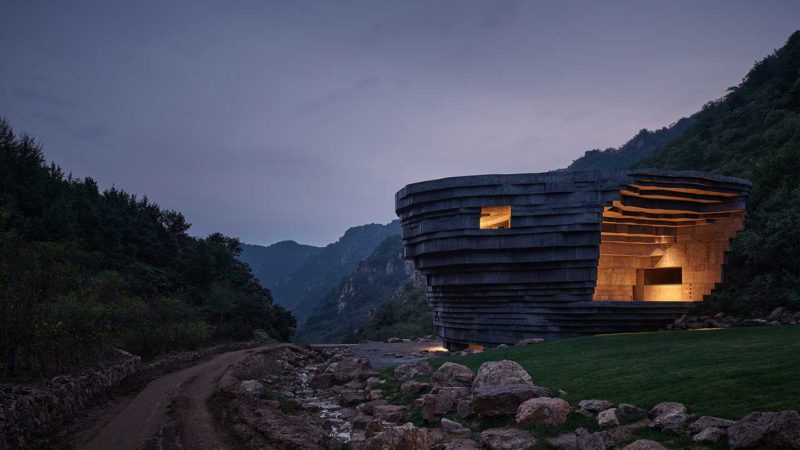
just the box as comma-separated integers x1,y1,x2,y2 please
1,1,798,246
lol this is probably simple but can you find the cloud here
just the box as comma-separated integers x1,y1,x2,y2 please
297,76,382,114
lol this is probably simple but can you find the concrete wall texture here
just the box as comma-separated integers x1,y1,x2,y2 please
395,170,751,348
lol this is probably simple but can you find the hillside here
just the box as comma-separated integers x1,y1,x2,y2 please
239,240,321,289
268,220,402,325
567,116,694,171
0,119,295,379
638,30,800,313
298,234,433,343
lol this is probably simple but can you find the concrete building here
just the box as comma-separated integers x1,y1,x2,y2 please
395,170,750,350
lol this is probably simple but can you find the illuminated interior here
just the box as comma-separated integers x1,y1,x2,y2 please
480,206,512,229
592,183,745,302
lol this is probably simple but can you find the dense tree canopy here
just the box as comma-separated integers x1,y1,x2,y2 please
0,119,294,378
638,31,800,313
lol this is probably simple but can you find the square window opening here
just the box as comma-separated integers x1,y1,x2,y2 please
480,206,512,229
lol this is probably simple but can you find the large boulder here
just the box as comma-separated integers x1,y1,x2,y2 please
647,402,686,419
327,357,375,384
472,360,532,390
597,408,619,428
620,439,668,450
648,402,688,434
575,428,614,450
480,427,537,450
373,404,410,424
693,427,725,443
727,410,800,449
688,415,735,434
360,422,430,450
239,379,265,397
473,384,551,417
394,361,433,382
578,399,614,414
516,397,571,426
432,362,474,388
440,417,470,435
400,381,430,397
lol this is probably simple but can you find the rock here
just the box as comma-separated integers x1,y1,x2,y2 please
394,360,433,382
516,397,571,426
742,318,769,326
688,415,735,434
516,337,545,346
480,427,537,450
309,372,335,389
360,422,430,450
435,387,469,414
387,337,403,343
365,418,383,437
358,399,389,415
442,438,482,450
647,402,686,419
328,357,374,384
352,414,374,429
441,417,470,435
649,410,688,434
366,376,383,389
597,408,619,428
400,381,430,397
473,384,552,417
578,399,614,414
456,399,474,419
338,389,366,406
767,307,786,321
369,389,383,401
620,439,667,450
432,362,474,388
727,410,800,449
373,404,409,424
547,432,577,450
239,379,265,397
575,428,613,450
693,426,725,443
472,360,532,390
616,403,646,423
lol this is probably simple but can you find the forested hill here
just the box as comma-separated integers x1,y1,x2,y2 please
0,119,295,379
239,240,322,289
297,235,423,342
638,30,800,313
265,220,401,325
566,116,694,171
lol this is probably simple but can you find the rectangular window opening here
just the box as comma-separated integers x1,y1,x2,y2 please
480,206,512,229
642,267,682,285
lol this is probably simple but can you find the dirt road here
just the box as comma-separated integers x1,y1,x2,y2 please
81,345,275,450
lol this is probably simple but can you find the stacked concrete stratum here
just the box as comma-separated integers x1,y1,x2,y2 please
395,170,750,349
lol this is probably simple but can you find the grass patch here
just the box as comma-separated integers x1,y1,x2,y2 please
428,326,800,419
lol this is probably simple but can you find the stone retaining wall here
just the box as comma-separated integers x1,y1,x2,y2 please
0,340,264,449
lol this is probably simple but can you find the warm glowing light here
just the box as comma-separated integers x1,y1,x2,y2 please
480,206,511,229
423,345,448,352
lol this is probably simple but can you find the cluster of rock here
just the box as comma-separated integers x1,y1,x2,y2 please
667,307,800,330
0,339,266,450
380,358,800,450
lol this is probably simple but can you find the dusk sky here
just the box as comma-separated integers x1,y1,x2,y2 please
1,1,798,246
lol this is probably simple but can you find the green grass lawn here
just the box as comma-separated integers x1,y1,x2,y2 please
429,326,800,419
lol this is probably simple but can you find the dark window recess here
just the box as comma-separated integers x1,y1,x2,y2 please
642,267,682,285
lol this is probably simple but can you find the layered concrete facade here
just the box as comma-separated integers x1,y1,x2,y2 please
395,170,750,349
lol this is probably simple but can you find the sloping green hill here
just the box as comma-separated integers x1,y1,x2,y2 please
639,30,800,313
